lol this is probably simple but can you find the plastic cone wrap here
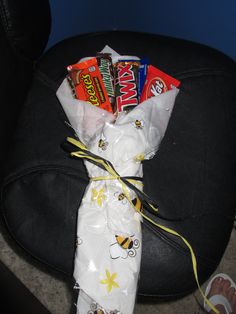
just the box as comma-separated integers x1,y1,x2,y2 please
57,73,179,313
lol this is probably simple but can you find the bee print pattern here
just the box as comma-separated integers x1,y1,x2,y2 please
114,192,127,205
131,197,143,213
87,302,121,314
110,234,140,259
133,119,144,129
98,138,109,151
87,302,105,314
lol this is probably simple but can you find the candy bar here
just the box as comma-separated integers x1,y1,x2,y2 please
96,52,115,111
67,57,113,112
140,65,181,102
138,58,149,100
114,60,140,113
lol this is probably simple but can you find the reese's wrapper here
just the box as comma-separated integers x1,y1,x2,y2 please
140,65,181,102
114,60,140,113
67,57,112,112
96,52,115,111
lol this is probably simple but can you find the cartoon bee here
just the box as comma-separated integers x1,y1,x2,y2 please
110,234,140,259
115,235,134,250
98,138,109,151
131,197,143,213
114,193,143,213
88,309,105,314
88,302,105,314
114,192,127,205
118,193,125,201
133,119,144,129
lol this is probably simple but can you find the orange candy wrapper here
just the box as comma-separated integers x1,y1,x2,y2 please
67,58,113,112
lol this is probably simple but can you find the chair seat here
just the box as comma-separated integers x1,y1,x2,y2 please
2,31,236,299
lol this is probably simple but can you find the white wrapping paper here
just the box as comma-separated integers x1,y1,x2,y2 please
57,66,179,314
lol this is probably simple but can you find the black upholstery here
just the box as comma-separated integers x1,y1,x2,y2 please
0,0,50,59
0,0,51,181
0,0,51,310
1,0,236,302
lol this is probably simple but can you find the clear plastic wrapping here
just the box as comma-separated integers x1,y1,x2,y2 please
56,53,179,314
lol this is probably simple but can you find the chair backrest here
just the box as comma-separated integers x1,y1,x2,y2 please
0,0,51,181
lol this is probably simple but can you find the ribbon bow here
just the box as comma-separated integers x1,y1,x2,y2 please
63,136,219,314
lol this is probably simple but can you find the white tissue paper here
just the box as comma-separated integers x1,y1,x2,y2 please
56,47,179,314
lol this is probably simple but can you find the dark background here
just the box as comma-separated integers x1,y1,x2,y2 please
47,0,236,60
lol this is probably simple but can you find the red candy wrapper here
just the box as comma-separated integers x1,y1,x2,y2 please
67,57,113,112
140,65,180,102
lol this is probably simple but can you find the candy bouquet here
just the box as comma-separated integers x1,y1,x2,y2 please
56,46,180,314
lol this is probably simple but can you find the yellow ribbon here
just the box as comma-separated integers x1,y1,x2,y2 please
66,136,219,314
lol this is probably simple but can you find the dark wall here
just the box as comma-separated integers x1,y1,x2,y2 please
47,0,236,60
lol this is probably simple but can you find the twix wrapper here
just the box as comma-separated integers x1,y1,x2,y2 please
140,65,180,102
67,57,113,112
114,59,140,113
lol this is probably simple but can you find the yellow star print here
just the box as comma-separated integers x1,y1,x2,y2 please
91,187,106,207
100,269,119,293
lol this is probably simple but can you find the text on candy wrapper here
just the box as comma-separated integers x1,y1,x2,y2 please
116,63,138,111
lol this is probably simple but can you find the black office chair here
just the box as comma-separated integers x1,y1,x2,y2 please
0,1,52,312
1,0,236,306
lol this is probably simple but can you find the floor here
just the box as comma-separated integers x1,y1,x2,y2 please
0,217,235,314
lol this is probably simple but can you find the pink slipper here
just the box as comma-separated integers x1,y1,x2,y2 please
204,273,236,313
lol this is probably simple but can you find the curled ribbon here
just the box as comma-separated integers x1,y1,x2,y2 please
63,136,219,314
